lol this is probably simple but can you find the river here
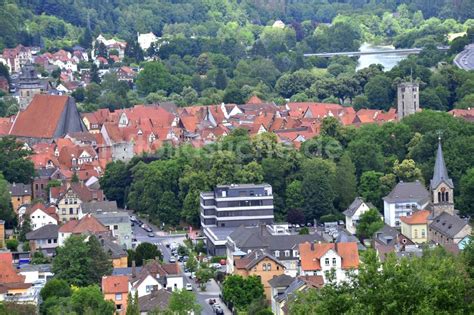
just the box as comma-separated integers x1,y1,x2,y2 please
356,42,408,71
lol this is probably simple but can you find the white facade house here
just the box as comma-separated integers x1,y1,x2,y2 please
299,242,359,284
343,197,376,235
131,274,163,298
137,32,159,50
165,275,183,291
27,206,58,230
383,181,430,227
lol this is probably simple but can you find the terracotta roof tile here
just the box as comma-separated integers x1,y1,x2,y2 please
58,214,108,233
299,242,359,271
10,95,69,138
400,210,430,225
102,275,129,294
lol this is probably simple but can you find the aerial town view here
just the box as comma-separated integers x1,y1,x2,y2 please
0,1,474,314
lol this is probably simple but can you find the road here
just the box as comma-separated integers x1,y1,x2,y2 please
454,44,474,70
131,218,231,315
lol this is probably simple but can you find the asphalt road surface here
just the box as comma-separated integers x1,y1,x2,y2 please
130,218,231,314
454,44,474,70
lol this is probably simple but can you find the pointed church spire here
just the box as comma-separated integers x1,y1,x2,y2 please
430,137,453,190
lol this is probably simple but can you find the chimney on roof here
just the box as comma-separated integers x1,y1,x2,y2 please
132,260,136,277
310,242,314,251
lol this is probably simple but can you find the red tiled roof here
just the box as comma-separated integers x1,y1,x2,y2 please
247,95,264,104
400,210,430,225
299,242,359,271
10,95,69,138
58,214,108,234
102,275,129,294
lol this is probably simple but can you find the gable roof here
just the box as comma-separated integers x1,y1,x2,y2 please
429,212,470,238
102,275,128,294
383,181,430,204
138,289,171,312
10,95,85,138
8,183,31,197
58,214,108,234
268,274,295,288
234,249,284,270
343,197,375,217
400,210,430,225
26,224,59,240
431,140,454,189
298,242,359,271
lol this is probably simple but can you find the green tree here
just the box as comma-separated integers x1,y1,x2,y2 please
358,171,384,209
185,254,198,273
40,278,71,301
334,153,357,211
215,68,228,90
134,242,162,266
0,137,34,184
222,275,265,311
166,289,201,315
52,235,112,286
126,291,140,315
299,227,309,235
459,168,474,217
136,61,173,95
356,208,384,239
70,285,115,315
364,74,394,110
6,239,18,251
301,159,336,221
393,159,423,182
0,173,15,228
99,161,131,208
195,267,214,291
30,251,50,264
288,248,473,314
285,180,303,212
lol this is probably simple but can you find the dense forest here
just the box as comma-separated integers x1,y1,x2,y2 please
99,111,474,227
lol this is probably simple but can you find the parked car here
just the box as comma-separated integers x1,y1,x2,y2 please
210,263,221,269
208,299,216,305
148,232,155,237
185,283,193,291
169,257,176,263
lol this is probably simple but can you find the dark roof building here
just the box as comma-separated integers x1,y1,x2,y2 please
138,289,171,313
8,183,32,197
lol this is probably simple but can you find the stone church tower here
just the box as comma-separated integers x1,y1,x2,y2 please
397,82,419,120
430,138,454,218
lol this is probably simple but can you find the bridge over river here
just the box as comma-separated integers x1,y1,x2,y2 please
304,46,449,58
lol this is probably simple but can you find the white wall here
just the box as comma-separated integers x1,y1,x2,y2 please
30,209,57,230
134,275,162,298
166,275,183,291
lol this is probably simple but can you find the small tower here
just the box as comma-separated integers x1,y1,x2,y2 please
430,137,454,218
397,81,419,120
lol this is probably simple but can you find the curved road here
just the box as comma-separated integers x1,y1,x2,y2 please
454,44,474,70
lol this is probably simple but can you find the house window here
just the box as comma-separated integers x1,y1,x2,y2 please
48,239,52,244
293,250,298,257
114,225,119,230
116,304,122,310
115,293,122,301
146,285,153,293
414,229,418,238
325,258,330,266
445,192,449,202
275,251,280,257
267,263,271,271
62,209,66,215
262,263,267,271
69,208,74,214
421,229,426,237
332,258,337,266
284,250,290,257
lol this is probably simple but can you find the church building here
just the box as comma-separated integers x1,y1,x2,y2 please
427,138,471,244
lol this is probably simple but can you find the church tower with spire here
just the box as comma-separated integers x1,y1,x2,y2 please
430,138,454,218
